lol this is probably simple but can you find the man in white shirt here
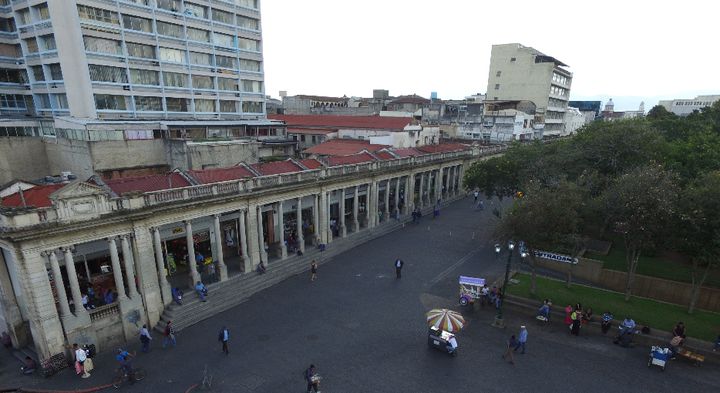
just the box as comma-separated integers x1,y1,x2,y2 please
447,335,458,354
394,258,404,279
73,343,90,378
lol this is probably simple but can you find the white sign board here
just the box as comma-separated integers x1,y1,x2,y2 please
534,250,578,265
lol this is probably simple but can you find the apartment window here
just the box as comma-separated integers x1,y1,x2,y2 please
239,59,261,72
40,35,56,51
48,63,63,81
130,69,159,85
126,42,155,59
0,69,27,84
89,65,127,83
156,0,181,12
159,47,185,63
213,32,234,47
0,94,27,109
217,77,237,91
84,36,122,55
123,15,153,33
219,100,236,112
194,99,214,112
157,21,183,38
134,96,162,111
192,75,213,89
184,3,207,18
241,79,262,93
215,55,236,69
163,71,188,87
25,38,38,53
34,3,50,20
95,94,127,110
0,18,16,33
77,5,120,25
496,71,501,77
54,94,68,109
187,27,210,42
124,0,151,5
237,38,259,51
36,94,50,109
16,9,31,25
237,16,258,30
189,51,212,65
494,83,500,90
237,0,258,9
31,65,44,81
166,97,189,112
242,101,262,113
211,9,234,24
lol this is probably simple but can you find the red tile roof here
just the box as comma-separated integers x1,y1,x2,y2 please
299,159,324,170
327,152,376,166
392,148,423,157
287,128,337,135
374,151,396,160
303,139,390,156
269,114,411,131
1,183,65,208
416,143,469,154
103,173,192,194
188,167,255,184
249,160,303,176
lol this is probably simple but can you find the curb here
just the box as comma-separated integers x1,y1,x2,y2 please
15,383,114,393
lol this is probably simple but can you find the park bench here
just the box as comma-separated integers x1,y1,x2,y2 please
676,348,705,366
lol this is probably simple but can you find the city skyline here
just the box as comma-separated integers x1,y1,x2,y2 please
261,0,719,109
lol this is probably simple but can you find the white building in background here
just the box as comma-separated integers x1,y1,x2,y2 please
563,107,586,136
658,95,720,116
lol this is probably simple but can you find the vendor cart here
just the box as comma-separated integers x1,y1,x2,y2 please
427,326,457,356
458,276,486,306
648,346,670,371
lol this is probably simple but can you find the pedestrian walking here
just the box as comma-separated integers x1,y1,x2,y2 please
73,343,91,378
502,334,517,365
304,364,320,393
207,261,217,283
394,258,404,279
218,326,230,355
162,321,176,348
513,326,528,354
139,324,152,352
473,190,479,203
570,308,581,336
310,260,318,281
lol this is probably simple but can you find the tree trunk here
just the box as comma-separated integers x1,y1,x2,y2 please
688,258,712,314
624,247,640,302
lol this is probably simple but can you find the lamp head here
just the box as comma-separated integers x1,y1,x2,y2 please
508,240,515,251
494,244,501,253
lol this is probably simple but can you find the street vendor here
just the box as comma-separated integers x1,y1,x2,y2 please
446,334,458,353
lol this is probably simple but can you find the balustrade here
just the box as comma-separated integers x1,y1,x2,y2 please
89,303,120,322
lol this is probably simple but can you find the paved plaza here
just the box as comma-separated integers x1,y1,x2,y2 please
1,197,719,393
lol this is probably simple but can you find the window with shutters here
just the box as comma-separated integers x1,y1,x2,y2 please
48,63,63,81
95,94,127,110
211,9,234,24
89,65,127,83
159,47,185,63
77,5,119,25
123,15,153,32
187,27,210,42
156,0,181,12
192,75,213,89
242,101,262,113
166,97,189,112
157,21,183,38
130,69,159,85
189,51,212,65
134,96,162,111
239,59,261,72
213,33,234,48
217,77,237,91
237,16,258,30
126,42,156,59
184,3,207,18
84,36,122,55
219,100,236,112
237,38,259,51
194,99,214,112
215,55,236,69
241,79,262,93
163,72,188,88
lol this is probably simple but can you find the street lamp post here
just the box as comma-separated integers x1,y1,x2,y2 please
492,240,527,328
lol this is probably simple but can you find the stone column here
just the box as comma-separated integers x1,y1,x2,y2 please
426,171,433,205
46,251,71,318
326,192,334,243
0,249,27,347
319,191,328,244
62,247,89,319
418,172,425,208
278,201,287,258
394,177,400,218
458,164,465,194
406,175,414,214
313,194,320,244
384,180,390,221
352,186,359,232
184,221,201,286
365,184,371,227
107,238,127,300
131,224,162,327
443,167,450,198
239,210,252,271
339,188,347,237
451,166,458,195
213,215,228,281
296,198,305,253
120,236,139,299
257,206,268,262
245,208,260,270
368,182,376,228
152,228,172,305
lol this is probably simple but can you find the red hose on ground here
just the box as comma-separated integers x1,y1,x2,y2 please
184,384,198,393
17,383,113,393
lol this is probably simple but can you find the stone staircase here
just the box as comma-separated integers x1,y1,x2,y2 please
155,197,464,334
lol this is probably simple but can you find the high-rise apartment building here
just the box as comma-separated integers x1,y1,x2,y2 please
0,0,265,121
485,43,573,135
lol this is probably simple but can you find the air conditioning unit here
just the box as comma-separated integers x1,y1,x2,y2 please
123,85,130,90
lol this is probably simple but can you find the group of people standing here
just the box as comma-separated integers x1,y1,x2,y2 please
564,303,593,336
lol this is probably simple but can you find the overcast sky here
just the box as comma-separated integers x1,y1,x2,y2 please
260,0,718,110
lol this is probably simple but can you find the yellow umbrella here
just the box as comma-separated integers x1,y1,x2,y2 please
426,309,466,332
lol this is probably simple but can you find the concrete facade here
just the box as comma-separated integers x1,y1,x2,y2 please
0,144,504,372
658,95,720,116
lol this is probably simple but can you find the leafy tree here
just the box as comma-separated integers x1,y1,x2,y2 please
646,105,676,121
603,165,679,301
675,171,720,313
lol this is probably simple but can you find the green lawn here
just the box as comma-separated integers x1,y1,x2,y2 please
586,242,720,289
507,273,720,342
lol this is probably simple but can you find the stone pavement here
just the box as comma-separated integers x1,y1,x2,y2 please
1,197,719,393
